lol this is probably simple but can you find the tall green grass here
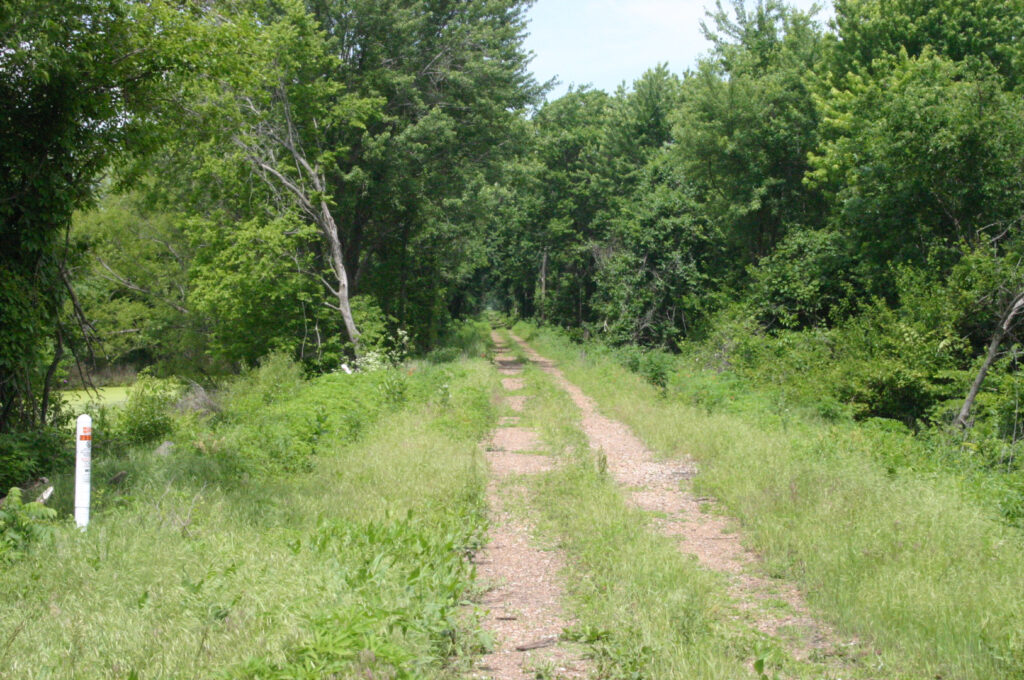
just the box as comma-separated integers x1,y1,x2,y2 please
514,322,1024,680
0,357,498,679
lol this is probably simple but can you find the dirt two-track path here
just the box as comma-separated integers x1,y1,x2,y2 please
473,331,867,680
472,335,589,679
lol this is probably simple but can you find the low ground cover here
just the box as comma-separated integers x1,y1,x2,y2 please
499,353,780,679
0,348,498,679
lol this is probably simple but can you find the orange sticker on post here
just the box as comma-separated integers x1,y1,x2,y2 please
80,426,92,441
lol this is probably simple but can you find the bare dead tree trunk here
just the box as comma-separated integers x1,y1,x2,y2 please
955,291,1024,428
320,206,361,348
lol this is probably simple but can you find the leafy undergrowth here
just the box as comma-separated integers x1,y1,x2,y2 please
514,322,1024,680
0,355,498,679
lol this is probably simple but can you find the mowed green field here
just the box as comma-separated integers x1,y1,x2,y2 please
60,385,132,414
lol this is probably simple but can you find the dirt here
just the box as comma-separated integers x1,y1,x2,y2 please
472,337,589,679
507,332,868,670
506,396,527,412
490,427,542,452
501,377,526,392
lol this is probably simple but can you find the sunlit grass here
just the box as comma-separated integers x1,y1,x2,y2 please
496,329,840,680
61,385,132,414
516,322,1024,680
0,359,498,679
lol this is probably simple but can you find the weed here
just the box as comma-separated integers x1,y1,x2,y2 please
0,487,57,565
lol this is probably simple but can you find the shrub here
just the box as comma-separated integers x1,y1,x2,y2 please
222,352,304,414
425,347,462,364
0,429,66,490
0,487,57,565
611,345,673,391
439,319,492,359
114,374,182,446
747,227,857,330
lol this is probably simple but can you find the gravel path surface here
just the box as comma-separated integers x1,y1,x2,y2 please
507,332,867,669
472,337,589,679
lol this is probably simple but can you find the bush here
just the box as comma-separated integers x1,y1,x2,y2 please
425,347,462,364
0,487,57,565
833,359,940,426
748,227,856,329
222,352,304,414
611,345,674,391
113,374,182,446
178,355,421,479
0,429,66,490
438,319,492,359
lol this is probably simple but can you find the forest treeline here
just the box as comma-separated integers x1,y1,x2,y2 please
4,0,1024,480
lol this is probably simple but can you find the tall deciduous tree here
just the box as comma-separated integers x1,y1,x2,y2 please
676,0,825,264
161,0,539,351
0,0,174,431
808,54,1024,291
828,0,1024,86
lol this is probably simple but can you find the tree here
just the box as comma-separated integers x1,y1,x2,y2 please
593,151,723,345
956,288,1024,428
808,53,1024,293
0,0,174,432
162,0,539,352
173,0,382,350
675,0,826,267
71,192,199,372
828,0,1024,86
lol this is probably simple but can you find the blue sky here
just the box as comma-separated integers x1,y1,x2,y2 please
524,0,833,99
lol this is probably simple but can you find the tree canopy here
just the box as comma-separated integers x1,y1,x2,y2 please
6,0,1024,447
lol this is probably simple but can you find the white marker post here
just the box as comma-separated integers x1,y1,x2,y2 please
75,414,92,530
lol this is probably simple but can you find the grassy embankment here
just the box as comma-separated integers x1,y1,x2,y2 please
0,326,498,679
510,321,1024,680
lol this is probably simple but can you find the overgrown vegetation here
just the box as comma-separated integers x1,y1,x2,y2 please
485,0,1024,448
499,353,800,679
7,0,1024,484
0,347,498,679
6,0,1024,675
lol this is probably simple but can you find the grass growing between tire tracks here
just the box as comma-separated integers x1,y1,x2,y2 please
495,331,834,680
0,356,498,679
513,322,1024,680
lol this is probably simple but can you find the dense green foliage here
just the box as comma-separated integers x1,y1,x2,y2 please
484,0,1024,450
5,0,1022,456
0,0,179,433
2,0,537,430
0,486,57,565
11,0,1024,675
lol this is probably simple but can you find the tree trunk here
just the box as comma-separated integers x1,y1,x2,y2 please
539,250,547,309
243,137,361,352
955,291,1024,428
320,203,360,351
40,325,64,426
